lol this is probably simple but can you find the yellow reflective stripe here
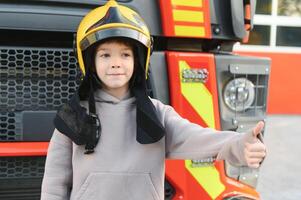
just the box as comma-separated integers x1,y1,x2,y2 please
185,160,225,199
180,61,225,198
173,10,204,23
175,26,205,37
171,0,203,7
179,61,215,128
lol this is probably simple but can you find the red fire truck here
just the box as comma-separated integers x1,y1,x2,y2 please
0,0,270,199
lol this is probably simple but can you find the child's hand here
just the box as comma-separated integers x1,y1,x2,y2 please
244,121,266,168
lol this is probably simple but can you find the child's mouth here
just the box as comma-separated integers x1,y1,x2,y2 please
108,74,124,76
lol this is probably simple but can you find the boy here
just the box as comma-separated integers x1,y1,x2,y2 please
41,1,266,200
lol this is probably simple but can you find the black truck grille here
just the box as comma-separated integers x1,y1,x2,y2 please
0,156,46,200
0,47,81,141
0,156,45,179
0,112,21,141
0,47,80,111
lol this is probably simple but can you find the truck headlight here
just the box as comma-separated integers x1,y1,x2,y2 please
223,78,255,112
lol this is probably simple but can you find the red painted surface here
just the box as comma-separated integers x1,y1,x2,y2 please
158,0,212,38
0,142,48,156
166,52,221,129
165,52,259,199
237,51,301,114
166,51,218,199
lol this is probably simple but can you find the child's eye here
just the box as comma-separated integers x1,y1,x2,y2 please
122,53,132,58
99,53,110,58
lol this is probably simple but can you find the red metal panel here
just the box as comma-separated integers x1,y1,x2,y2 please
0,142,48,156
165,51,220,199
158,0,212,38
165,51,260,199
166,51,220,129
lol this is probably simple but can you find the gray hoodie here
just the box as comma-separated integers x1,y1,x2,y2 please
41,89,252,200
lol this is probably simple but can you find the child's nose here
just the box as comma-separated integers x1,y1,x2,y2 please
111,57,122,68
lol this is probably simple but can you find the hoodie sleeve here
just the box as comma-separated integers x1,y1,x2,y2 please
41,129,73,200
151,99,251,166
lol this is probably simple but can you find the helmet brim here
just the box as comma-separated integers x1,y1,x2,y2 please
80,27,151,51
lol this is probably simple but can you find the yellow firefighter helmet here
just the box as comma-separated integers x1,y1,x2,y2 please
76,0,152,77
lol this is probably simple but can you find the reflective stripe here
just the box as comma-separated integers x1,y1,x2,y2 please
173,10,204,23
159,0,211,38
175,26,205,37
179,60,215,128
171,0,203,7
180,60,225,198
185,161,225,199
171,0,206,37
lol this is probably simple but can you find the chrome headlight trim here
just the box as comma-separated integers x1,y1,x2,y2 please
223,78,255,112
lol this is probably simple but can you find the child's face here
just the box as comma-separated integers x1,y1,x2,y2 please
95,41,134,93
